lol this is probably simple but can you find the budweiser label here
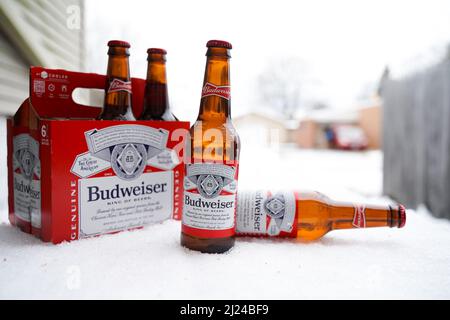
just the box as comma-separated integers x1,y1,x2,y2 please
72,124,179,238
79,171,172,237
29,136,41,228
352,205,366,228
182,163,238,237
12,134,32,222
108,78,132,94
236,191,296,237
201,82,231,100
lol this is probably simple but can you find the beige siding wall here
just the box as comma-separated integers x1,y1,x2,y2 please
0,31,29,115
0,0,85,116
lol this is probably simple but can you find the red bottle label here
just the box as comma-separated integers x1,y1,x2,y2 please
108,79,132,94
182,162,238,238
201,82,231,100
12,132,32,224
352,205,366,228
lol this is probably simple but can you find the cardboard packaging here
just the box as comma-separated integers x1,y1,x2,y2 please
7,67,189,244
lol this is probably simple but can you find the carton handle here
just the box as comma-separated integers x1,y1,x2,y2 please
29,67,145,119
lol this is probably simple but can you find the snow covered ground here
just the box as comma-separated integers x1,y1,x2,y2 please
1,144,450,299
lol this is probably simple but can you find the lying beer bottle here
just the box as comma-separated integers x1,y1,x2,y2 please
181,40,240,253
98,40,135,120
236,191,406,241
139,48,178,121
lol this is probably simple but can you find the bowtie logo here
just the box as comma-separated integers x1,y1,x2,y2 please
201,82,231,100
108,79,132,94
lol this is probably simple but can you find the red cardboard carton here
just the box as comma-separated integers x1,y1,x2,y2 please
7,67,189,243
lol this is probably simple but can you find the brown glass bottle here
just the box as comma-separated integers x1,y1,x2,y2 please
98,40,135,120
181,40,240,253
139,48,177,121
12,102,31,233
236,191,406,241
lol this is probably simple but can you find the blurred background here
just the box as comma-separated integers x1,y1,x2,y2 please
1,0,450,220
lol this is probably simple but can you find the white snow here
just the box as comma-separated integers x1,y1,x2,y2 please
1,146,450,299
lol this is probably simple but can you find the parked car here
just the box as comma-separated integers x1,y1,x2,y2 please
330,125,368,150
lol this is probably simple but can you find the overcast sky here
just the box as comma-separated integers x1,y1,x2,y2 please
86,0,450,122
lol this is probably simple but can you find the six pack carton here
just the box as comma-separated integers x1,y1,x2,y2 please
7,67,189,243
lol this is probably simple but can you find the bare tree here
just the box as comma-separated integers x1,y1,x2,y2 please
258,57,309,119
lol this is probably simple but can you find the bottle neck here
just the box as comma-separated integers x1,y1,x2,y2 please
106,52,130,80
198,48,231,121
101,48,134,120
146,54,168,84
329,202,405,230
140,54,172,120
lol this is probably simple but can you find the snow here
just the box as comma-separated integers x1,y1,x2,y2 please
1,145,450,299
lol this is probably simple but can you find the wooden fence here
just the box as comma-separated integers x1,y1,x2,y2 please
381,56,450,219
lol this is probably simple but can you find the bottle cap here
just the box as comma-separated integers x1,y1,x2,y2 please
147,48,167,55
398,204,406,228
207,40,232,49
108,40,131,48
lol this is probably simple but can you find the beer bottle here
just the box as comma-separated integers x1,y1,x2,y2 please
139,48,178,121
181,40,240,253
98,40,135,120
236,191,406,241
12,103,31,233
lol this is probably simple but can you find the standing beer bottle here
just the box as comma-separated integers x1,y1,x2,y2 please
139,48,177,121
12,103,32,233
236,191,406,241
181,40,240,253
98,40,135,120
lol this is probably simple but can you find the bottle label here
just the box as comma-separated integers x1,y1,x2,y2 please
29,135,41,229
108,79,132,94
13,134,32,222
352,205,366,228
236,190,297,237
182,163,238,238
201,82,231,100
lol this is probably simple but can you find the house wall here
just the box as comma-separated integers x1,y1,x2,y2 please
234,114,288,147
295,119,318,148
359,105,382,149
0,30,28,115
0,0,85,116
